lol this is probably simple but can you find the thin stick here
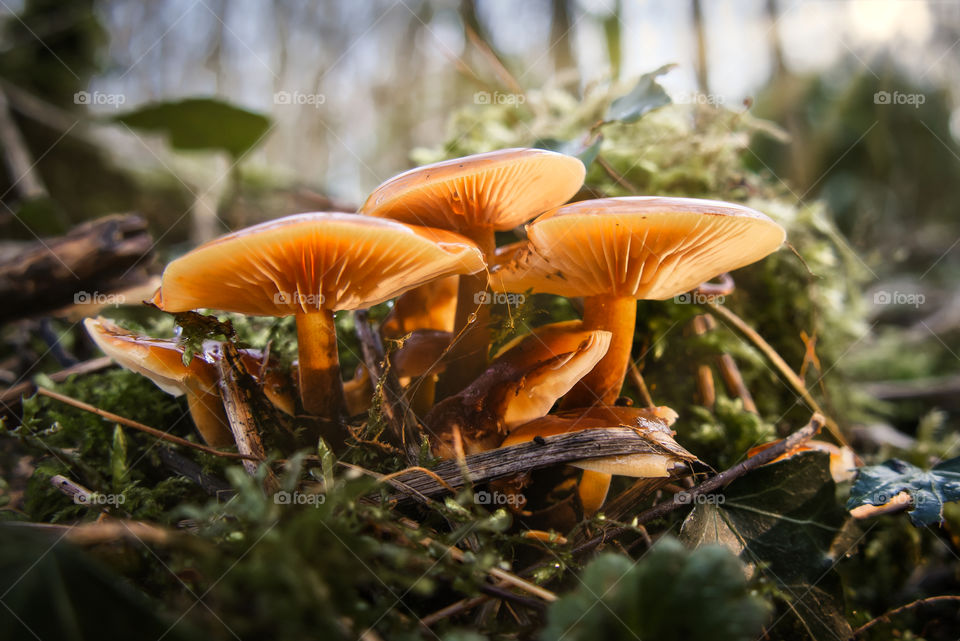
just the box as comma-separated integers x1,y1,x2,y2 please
354,310,421,464
36,387,260,460
378,467,457,495
853,596,960,636
1,356,113,412
420,595,488,628
420,535,558,602
707,302,848,446
627,359,655,408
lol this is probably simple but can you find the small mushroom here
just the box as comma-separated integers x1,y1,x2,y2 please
425,322,611,457
150,213,485,420
491,197,786,407
83,317,231,447
362,149,586,395
499,405,694,515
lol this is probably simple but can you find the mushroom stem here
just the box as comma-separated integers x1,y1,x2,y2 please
185,388,234,448
578,470,612,516
562,295,637,408
296,310,345,418
437,227,496,399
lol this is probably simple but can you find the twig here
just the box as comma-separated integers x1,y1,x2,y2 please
570,413,824,555
385,427,689,500
420,595,488,628
853,595,960,636
1,356,113,413
419,534,558,602
354,310,421,464
158,448,232,497
378,466,457,495
0,85,46,198
706,302,848,447
35,387,260,460
717,353,758,413
627,359,655,408
596,156,639,192
49,474,94,505
216,343,278,489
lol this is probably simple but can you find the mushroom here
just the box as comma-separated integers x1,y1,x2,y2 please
84,317,230,446
380,276,458,339
425,322,611,457
150,213,485,419
361,149,586,395
498,405,694,515
491,197,786,407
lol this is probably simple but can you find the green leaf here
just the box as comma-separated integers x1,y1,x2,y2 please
605,64,675,123
543,538,769,641
114,97,272,158
110,424,129,490
846,456,960,526
534,136,603,169
680,451,851,641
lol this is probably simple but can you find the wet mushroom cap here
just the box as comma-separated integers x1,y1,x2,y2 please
83,317,218,396
151,213,486,316
491,197,786,300
360,148,586,232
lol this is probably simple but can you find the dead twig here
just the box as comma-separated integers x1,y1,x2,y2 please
853,595,960,636
706,302,848,447
35,387,260,461
354,310,421,464
2,356,113,414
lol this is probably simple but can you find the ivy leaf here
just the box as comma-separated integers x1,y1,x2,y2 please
115,97,272,159
605,64,675,123
680,451,851,641
534,136,603,169
543,538,769,641
846,456,960,526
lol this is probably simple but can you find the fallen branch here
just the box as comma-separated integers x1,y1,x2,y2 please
36,387,260,461
387,427,693,500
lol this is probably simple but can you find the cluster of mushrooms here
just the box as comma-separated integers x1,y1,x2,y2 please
84,148,788,517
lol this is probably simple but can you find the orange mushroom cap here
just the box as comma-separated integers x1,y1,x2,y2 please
491,197,786,300
360,148,586,233
151,213,485,316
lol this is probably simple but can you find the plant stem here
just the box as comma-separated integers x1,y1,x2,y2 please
562,294,637,408
296,310,345,418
